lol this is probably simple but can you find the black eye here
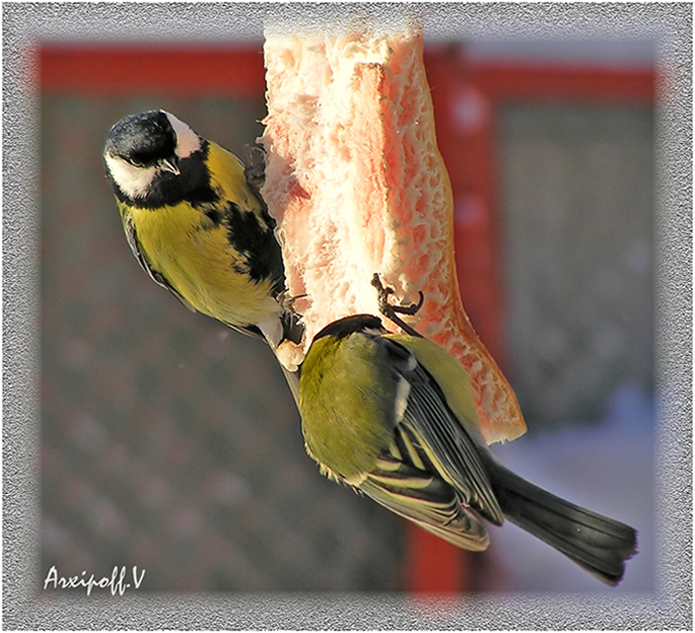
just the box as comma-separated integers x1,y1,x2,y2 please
127,151,152,168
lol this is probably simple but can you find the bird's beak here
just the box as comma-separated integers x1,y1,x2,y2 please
160,157,180,175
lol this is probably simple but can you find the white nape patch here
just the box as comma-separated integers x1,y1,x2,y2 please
163,111,201,158
394,376,411,422
105,153,156,200
364,327,385,338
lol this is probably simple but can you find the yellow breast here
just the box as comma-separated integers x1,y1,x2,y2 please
124,185,279,334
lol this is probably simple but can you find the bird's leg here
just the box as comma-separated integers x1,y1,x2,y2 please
277,290,307,345
278,290,307,311
243,144,267,193
371,273,425,338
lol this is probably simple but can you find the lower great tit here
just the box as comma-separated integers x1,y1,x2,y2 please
103,110,303,390
298,314,637,586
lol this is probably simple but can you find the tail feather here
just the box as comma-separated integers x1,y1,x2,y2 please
483,456,637,586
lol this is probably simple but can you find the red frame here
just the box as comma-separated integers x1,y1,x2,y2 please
41,44,654,594
40,45,267,97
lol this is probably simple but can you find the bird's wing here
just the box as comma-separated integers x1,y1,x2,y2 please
380,336,504,525
359,454,489,551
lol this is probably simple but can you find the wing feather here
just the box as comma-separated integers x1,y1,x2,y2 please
379,336,504,525
360,455,489,551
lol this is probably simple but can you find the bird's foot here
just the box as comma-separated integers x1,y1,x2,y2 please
371,273,424,338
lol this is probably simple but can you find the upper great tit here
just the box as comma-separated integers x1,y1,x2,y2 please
298,314,637,586
103,110,303,351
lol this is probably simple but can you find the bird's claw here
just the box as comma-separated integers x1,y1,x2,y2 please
243,144,267,193
278,290,307,312
371,273,425,338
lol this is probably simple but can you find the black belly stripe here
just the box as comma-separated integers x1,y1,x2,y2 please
202,206,223,226
223,201,285,294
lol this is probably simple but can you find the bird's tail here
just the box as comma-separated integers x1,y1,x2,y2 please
481,453,637,586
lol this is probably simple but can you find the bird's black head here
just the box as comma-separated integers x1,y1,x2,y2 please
313,314,386,343
103,110,211,208
105,110,178,169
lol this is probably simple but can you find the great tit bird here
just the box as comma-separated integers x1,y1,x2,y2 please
298,314,637,586
103,110,303,389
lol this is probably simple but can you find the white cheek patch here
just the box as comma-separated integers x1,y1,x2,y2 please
105,153,156,200
164,111,202,158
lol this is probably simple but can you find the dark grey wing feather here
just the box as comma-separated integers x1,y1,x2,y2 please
378,336,504,525
400,369,504,525
359,455,489,550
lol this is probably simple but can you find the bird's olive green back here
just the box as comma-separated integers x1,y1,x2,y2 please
299,333,400,480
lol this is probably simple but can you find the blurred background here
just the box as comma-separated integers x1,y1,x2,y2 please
40,38,655,593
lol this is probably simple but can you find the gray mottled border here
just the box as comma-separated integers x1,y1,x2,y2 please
2,2,691,630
